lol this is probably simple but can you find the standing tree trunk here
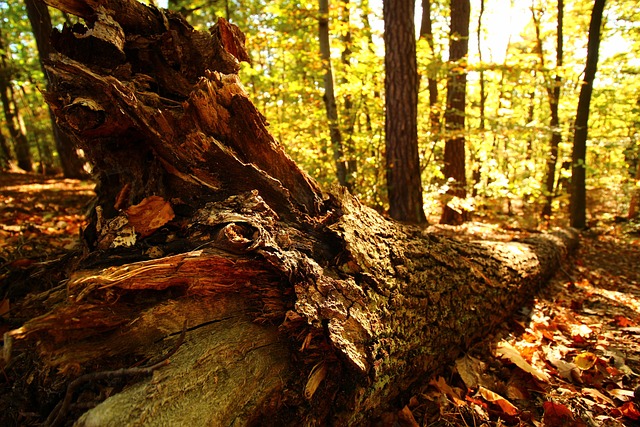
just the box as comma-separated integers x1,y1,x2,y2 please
420,0,441,142
0,27,32,172
340,0,357,189
319,0,349,188
2,1,578,425
537,0,564,219
0,129,12,168
440,0,470,225
24,0,89,178
383,0,426,223
570,0,605,229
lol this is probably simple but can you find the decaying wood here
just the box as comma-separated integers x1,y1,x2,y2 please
3,0,579,425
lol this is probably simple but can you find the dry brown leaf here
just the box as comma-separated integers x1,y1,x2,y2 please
477,386,518,416
429,376,465,406
397,405,419,427
582,388,614,406
455,354,486,389
126,196,175,238
543,401,575,426
495,341,551,382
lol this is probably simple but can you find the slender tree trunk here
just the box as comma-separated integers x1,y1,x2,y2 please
2,1,578,424
340,0,356,189
0,81,32,172
536,0,564,218
570,0,605,229
384,0,426,223
319,0,349,188
477,0,485,132
471,0,485,197
420,0,441,141
24,0,89,178
440,0,470,225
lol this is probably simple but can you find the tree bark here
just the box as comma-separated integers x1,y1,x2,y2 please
419,0,441,142
24,0,89,178
440,0,470,225
319,0,349,189
3,1,578,425
383,0,427,224
0,125,13,168
535,0,564,219
570,0,605,229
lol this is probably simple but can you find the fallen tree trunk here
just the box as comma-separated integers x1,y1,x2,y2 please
3,1,578,425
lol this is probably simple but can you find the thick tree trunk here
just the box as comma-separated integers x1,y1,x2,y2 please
383,0,426,224
3,1,578,425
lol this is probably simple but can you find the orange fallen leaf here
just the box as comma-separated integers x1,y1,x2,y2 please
477,386,518,416
614,315,635,327
125,196,175,238
613,402,640,420
495,341,551,382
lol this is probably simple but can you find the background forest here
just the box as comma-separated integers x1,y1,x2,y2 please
1,0,639,227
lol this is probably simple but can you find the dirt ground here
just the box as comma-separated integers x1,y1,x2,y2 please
1,172,639,426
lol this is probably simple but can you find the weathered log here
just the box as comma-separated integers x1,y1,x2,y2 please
3,1,578,425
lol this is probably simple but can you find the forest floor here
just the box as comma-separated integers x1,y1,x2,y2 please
1,172,639,426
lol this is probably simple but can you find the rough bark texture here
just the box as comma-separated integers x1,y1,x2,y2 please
2,1,579,425
570,0,605,229
383,0,426,224
440,0,470,225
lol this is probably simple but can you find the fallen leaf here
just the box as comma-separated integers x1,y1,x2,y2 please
607,389,635,402
429,376,465,406
126,196,175,238
614,315,635,327
574,352,597,370
397,405,419,427
544,346,580,382
582,387,614,405
455,354,493,390
477,386,519,416
495,341,551,382
612,402,640,420
543,401,574,426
